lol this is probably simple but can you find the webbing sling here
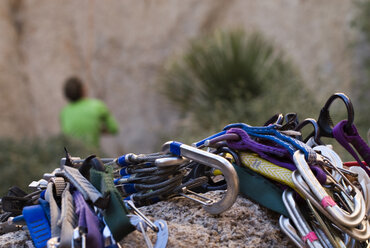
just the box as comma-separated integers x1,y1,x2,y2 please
226,128,295,171
58,183,77,248
89,164,135,241
73,190,104,248
45,182,61,238
239,152,296,190
224,123,317,163
333,120,370,177
233,164,289,217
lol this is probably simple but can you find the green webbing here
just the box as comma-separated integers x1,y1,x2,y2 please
90,165,135,241
233,164,289,217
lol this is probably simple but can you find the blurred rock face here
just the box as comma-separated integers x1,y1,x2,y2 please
0,0,356,153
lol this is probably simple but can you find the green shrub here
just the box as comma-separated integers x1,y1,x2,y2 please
160,29,317,142
0,135,102,196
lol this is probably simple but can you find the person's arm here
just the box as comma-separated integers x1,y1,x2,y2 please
99,101,119,134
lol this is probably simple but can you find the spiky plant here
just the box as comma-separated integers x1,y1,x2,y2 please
161,29,315,138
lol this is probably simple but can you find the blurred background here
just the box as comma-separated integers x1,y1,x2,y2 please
0,0,369,195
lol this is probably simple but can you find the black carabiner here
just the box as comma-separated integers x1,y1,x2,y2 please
264,113,284,126
317,93,354,137
295,118,323,145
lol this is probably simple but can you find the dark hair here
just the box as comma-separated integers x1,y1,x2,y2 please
64,77,84,102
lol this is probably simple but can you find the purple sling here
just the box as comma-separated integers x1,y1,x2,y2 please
226,128,327,184
226,128,296,171
73,191,104,248
333,120,370,177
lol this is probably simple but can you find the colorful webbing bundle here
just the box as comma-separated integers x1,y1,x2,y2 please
194,93,370,247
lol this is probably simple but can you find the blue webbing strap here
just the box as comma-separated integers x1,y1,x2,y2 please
169,141,182,156
194,131,227,147
23,204,51,248
223,123,317,163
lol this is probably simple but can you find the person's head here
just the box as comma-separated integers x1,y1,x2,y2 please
64,76,86,102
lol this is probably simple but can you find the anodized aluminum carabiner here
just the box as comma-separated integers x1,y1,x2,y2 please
162,141,239,214
292,170,370,241
317,93,354,137
295,118,324,145
293,150,366,228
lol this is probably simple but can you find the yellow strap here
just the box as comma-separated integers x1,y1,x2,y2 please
240,152,296,190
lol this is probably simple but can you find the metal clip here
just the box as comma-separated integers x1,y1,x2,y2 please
28,179,48,190
154,157,189,168
317,93,354,137
349,166,370,216
282,190,323,248
279,216,305,248
293,150,366,227
126,200,158,232
129,215,169,248
178,188,215,205
153,220,168,248
72,226,87,248
306,198,346,248
162,141,239,214
292,170,370,241
130,215,153,248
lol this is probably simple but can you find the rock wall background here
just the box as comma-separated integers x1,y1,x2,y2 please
0,0,363,155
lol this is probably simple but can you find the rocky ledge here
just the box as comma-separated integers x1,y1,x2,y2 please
0,192,294,247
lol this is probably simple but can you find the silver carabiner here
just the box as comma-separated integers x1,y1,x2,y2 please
279,215,305,248
129,215,169,248
282,190,323,248
292,170,370,241
162,141,239,214
154,157,189,168
293,150,366,227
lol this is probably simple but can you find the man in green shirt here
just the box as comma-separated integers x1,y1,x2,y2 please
60,77,119,148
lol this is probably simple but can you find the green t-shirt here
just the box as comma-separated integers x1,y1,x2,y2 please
60,98,118,147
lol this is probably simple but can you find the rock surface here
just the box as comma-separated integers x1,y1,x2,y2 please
0,230,31,248
0,193,294,247
121,193,294,248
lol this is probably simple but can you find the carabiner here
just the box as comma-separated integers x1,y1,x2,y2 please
282,190,323,248
312,145,345,182
279,215,305,248
263,113,284,126
295,118,323,145
317,93,354,137
162,141,239,214
349,166,370,215
292,170,370,241
129,215,168,248
293,151,366,227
